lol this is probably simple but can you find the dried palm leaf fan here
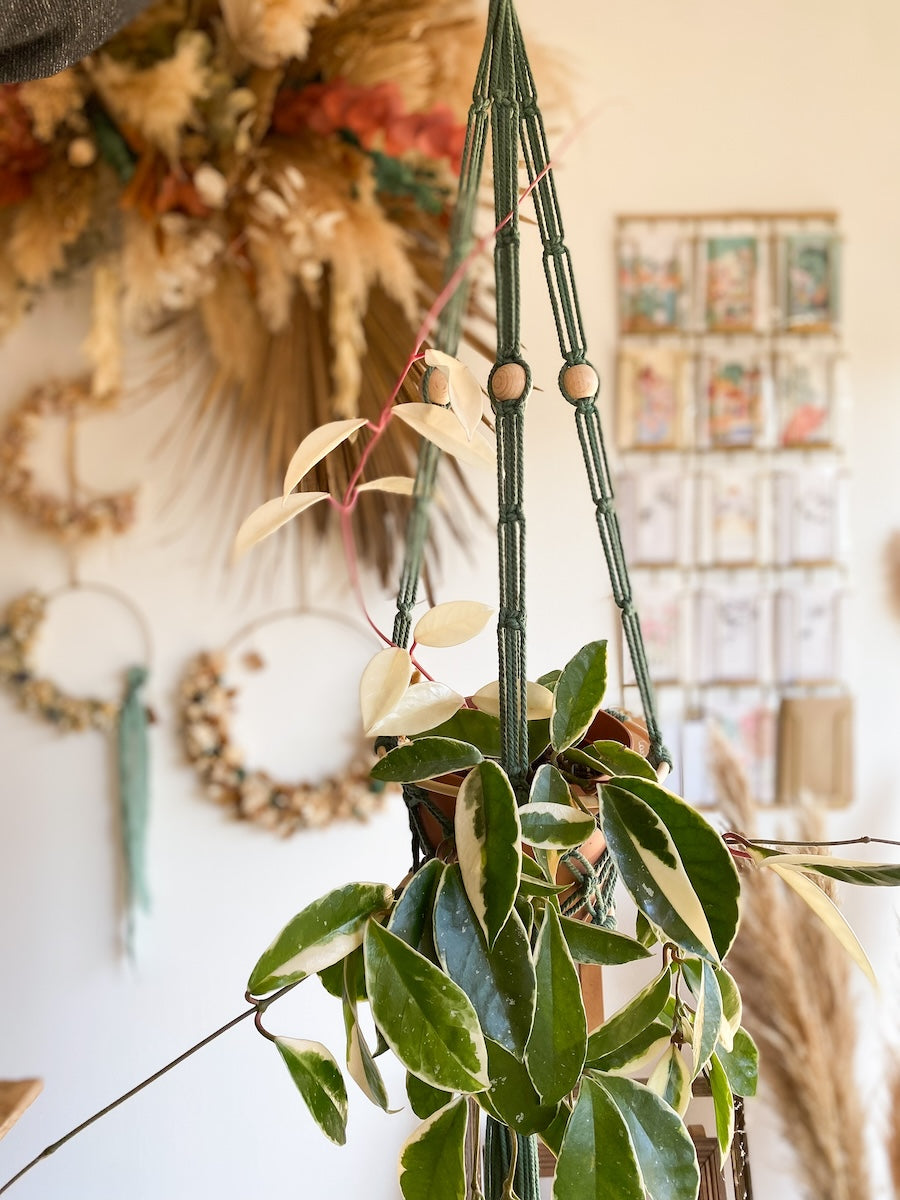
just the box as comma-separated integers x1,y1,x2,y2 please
387,1,671,1194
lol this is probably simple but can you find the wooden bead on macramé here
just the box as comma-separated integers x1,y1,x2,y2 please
562,363,599,401
491,362,528,402
421,368,449,405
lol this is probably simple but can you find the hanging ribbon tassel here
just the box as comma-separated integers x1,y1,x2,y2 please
117,665,151,958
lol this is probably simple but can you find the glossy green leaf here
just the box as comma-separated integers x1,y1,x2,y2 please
598,1074,701,1200
529,763,574,807
415,709,502,757
586,1021,672,1076
527,718,552,763
689,960,723,1078
559,916,651,966
647,1045,691,1117
248,882,394,996
753,851,900,887
526,905,587,1105
399,1098,468,1200
713,965,742,1051
538,1103,571,1159
342,955,390,1111
406,1073,452,1120
389,859,444,959
455,761,522,946
365,920,488,1093
600,777,740,962
433,866,536,1057
517,873,569,898
550,641,608,753
275,1038,348,1145
586,967,673,1063
519,802,597,850
536,669,562,692
479,1038,560,1136
708,1054,735,1161
553,1078,643,1200
371,738,482,783
319,946,367,1000
714,1028,758,1098
570,740,656,783
635,910,659,949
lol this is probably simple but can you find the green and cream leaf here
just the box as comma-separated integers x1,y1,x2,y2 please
398,1098,469,1200
275,1038,348,1145
550,641,608,753
455,761,521,947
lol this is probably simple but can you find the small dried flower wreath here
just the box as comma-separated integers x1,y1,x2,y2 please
0,378,136,541
0,590,120,730
179,644,387,837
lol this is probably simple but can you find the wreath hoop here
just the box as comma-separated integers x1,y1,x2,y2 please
0,378,136,541
178,611,388,836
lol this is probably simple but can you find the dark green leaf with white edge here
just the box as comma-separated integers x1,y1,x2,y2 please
559,916,651,966
567,740,657,783
553,1078,644,1200
319,946,367,1000
714,965,742,1050
479,1038,560,1135
371,738,482,783
519,802,597,850
275,1038,348,1146
600,777,740,962
586,967,673,1063
455,760,522,947
536,668,562,692
406,1073,452,1120
414,708,503,758
550,640,609,753
689,960,723,1078
342,954,391,1111
757,851,900,888
526,905,587,1105
365,920,489,1093
539,1103,572,1159
635,910,660,949
517,873,569,899
529,763,574,808
587,1021,672,1076
248,882,394,996
433,865,536,1058
527,718,552,763
647,1045,692,1117
708,1054,735,1161
389,859,444,960
597,1074,701,1200
714,1028,758,1098
399,1098,469,1200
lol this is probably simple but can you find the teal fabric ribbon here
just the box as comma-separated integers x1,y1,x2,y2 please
117,665,151,956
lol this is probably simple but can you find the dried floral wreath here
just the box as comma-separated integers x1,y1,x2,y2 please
0,587,152,951
0,378,136,541
0,0,488,577
179,649,386,836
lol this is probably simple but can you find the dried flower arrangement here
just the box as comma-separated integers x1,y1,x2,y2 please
179,649,385,835
0,0,486,577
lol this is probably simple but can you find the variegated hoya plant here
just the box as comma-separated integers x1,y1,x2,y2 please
235,350,900,1200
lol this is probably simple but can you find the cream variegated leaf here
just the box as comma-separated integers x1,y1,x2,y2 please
283,418,368,496
356,476,417,495
392,403,495,469
233,492,330,560
360,648,413,735
471,679,554,720
424,348,484,439
647,1045,692,1117
767,862,878,987
413,601,493,649
368,681,465,737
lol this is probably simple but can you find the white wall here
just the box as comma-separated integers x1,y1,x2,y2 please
2,2,900,1197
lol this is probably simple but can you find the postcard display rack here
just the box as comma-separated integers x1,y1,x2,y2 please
613,211,852,807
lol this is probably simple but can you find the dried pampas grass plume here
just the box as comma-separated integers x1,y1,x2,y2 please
711,727,871,1200
19,70,85,141
89,31,211,159
221,0,336,68
8,160,95,286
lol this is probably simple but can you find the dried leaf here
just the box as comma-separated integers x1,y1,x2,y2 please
356,476,416,496
424,349,484,439
233,492,330,559
393,404,494,469
283,418,368,496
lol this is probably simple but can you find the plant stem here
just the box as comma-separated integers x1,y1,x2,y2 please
0,981,301,1197
740,835,900,850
